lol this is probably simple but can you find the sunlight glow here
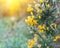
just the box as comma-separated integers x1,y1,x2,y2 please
0,0,34,17
6,0,12,5
6,0,20,16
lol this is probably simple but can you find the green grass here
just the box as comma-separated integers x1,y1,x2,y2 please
0,18,28,48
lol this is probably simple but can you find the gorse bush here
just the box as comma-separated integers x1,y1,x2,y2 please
25,0,60,48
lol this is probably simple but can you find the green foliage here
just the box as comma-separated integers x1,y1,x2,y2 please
25,0,60,48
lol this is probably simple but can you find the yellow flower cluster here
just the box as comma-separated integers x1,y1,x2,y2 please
26,6,33,12
37,25,45,32
37,25,50,33
27,39,37,48
25,16,38,26
53,35,60,41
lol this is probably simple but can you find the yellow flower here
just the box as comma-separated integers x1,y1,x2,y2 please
38,25,45,29
26,6,33,12
30,12,33,15
25,16,38,26
46,27,49,30
37,9,43,13
38,29,44,33
33,20,38,25
37,25,45,33
53,35,60,41
28,39,37,48
25,16,33,26
31,16,34,19
38,16,41,19
40,9,43,13
51,23,57,28
40,0,44,3
46,4,51,8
